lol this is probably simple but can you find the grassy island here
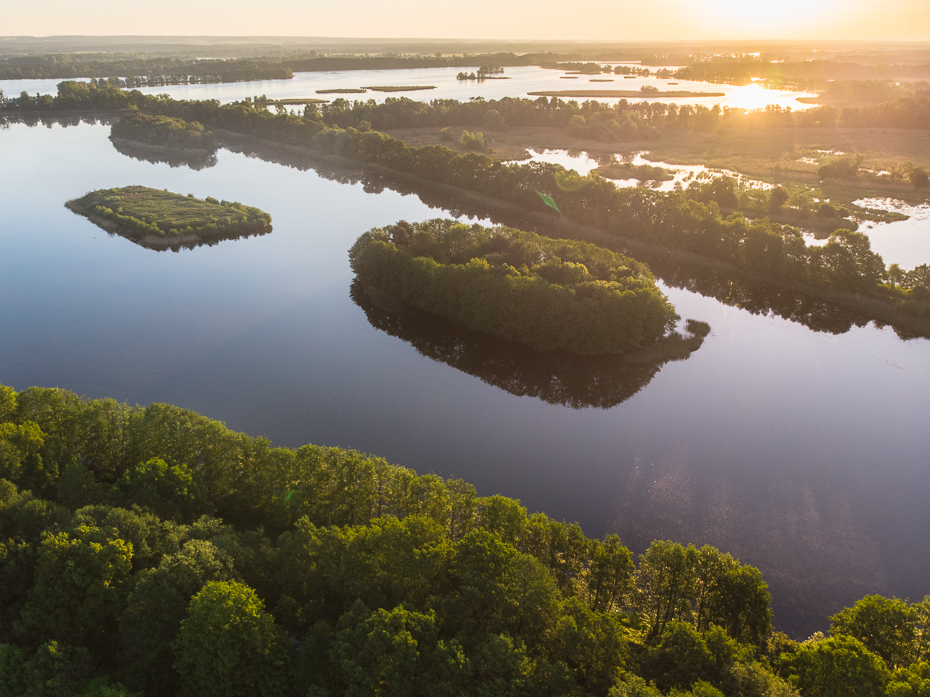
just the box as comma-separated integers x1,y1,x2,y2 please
349,219,679,355
362,85,437,92
315,88,367,94
110,113,216,152
527,89,727,98
66,186,272,250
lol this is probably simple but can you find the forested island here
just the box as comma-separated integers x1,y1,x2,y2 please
110,112,216,152
1,383,928,696
349,220,679,355
66,186,272,250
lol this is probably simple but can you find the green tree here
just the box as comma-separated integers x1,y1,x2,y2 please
782,635,889,697
830,595,917,668
17,526,133,662
110,457,203,522
173,580,289,697
330,601,469,697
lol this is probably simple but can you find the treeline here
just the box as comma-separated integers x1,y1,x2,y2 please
674,56,930,87
349,219,679,355
110,112,216,151
0,54,292,81
1,383,928,696
0,51,562,81
304,93,930,136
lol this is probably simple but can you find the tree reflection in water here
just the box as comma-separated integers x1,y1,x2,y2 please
350,279,707,409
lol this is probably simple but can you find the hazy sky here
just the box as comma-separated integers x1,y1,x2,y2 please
5,0,930,41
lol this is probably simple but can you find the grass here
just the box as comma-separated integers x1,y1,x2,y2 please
257,97,328,105
316,88,367,94
527,90,726,98
66,186,272,245
362,86,437,92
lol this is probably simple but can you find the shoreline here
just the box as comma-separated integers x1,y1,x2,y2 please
212,128,930,337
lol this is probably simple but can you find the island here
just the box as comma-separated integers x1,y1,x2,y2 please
527,89,727,98
362,85,437,92
66,186,272,250
349,219,679,355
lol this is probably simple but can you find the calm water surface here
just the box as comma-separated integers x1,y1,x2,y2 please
1,65,816,110
1,120,928,637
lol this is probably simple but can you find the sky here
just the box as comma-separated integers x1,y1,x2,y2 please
4,0,930,41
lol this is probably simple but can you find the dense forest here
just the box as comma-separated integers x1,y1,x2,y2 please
349,219,679,354
110,112,216,152
1,383,929,696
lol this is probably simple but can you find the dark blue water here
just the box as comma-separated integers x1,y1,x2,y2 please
1,118,928,637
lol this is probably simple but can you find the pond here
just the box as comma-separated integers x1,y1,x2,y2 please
1,118,928,639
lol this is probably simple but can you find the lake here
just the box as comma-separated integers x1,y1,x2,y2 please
1,117,928,638
1,64,818,110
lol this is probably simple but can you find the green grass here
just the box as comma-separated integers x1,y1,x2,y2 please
527,89,726,98
362,85,437,92
66,186,272,241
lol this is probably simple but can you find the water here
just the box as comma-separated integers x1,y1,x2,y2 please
1,119,928,638
0,65,818,110
518,148,774,191
855,198,930,270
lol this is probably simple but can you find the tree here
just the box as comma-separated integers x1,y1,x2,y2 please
639,620,717,692
781,635,889,697
636,541,698,639
174,581,289,697
110,457,203,522
330,601,469,697
768,187,789,211
17,525,133,662
830,595,917,668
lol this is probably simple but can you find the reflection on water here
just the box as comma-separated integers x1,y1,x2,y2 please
351,280,706,409
649,258,876,336
110,137,217,171
220,134,903,338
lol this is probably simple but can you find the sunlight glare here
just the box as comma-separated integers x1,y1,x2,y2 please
727,83,784,110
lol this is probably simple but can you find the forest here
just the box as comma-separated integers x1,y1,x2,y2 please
349,219,679,354
1,383,929,697
109,112,216,152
